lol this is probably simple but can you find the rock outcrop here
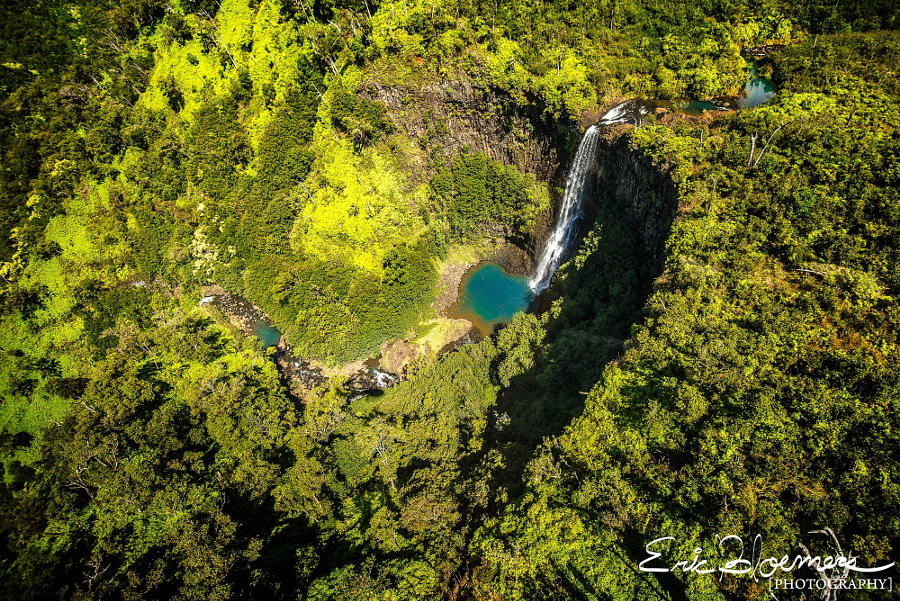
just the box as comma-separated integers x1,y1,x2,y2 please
360,78,576,184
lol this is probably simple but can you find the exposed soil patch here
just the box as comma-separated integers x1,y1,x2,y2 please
433,259,476,316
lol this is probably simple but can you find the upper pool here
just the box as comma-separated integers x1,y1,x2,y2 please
737,63,776,109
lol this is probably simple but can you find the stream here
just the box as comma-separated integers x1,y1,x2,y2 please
200,292,399,398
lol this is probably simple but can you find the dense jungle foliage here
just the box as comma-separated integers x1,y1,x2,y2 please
1,0,899,599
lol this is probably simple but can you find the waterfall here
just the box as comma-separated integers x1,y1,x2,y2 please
529,125,600,293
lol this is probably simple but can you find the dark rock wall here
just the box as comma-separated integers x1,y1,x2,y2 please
593,127,678,273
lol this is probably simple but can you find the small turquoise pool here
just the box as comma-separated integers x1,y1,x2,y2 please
208,294,283,348
253,321,282,348
457,263,534,331
682,100,722,115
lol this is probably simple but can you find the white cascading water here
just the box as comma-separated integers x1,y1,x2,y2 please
529,125,601,293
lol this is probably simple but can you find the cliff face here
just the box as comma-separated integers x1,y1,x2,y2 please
593,127,678,273
360,77,583,263
361,78,577,185
362,78,677,276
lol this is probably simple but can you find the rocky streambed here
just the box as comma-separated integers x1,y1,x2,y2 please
199,291,402,400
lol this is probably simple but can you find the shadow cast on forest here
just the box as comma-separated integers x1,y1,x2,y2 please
483,131,678,499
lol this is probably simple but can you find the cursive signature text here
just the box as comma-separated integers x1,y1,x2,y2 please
639,535,895,581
